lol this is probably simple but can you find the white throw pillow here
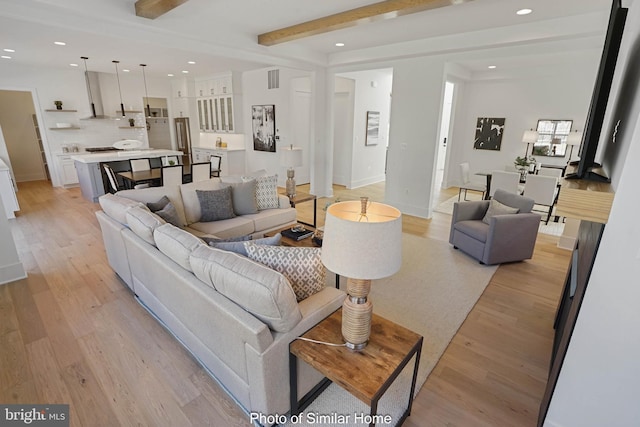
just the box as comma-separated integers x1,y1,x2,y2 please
245,243,325,301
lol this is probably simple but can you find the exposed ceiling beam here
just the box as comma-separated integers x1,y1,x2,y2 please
258,0,473,46
135,0,189,20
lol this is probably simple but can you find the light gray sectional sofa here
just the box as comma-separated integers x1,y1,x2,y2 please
95,179,346,418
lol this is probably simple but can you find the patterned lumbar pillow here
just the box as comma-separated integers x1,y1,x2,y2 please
196,187,236,222
252,175,279,210
245,243,325,301
482,198,520,224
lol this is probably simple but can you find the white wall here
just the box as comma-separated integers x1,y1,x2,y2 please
337,69,393,189
242,67,314,187
545,1,640,425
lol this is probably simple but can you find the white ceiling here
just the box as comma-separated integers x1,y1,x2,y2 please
0,0,615,78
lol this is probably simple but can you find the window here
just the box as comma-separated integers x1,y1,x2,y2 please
532,120,573,157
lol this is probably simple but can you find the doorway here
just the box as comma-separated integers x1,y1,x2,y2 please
144,97,171,150
290,78,312,186
0,90,48,183
435,81,455,191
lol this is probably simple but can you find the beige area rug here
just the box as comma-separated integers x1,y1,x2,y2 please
280,234,497,427
434,194,565,236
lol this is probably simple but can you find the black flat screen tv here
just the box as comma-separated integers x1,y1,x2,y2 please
566,0,627,182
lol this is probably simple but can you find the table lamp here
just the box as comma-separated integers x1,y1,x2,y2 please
522,129,539,157
566,130,582,165
321,198,402,350
280,144,303,198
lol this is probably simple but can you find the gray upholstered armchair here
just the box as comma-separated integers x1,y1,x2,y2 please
449,189,539,265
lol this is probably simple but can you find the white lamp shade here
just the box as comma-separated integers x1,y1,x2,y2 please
321,201,402,280
280,146,303,167
522,130,539,143
566,131,583,146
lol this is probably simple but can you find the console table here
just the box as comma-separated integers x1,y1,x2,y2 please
289,309,423,426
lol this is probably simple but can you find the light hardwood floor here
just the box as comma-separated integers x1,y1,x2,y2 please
1,180,570,426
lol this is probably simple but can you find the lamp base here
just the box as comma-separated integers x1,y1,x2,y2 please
286,168,296,198
341,278,372,351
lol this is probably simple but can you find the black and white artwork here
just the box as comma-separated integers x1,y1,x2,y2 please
252,105,276,152
474,117,505,150
365,111,380,146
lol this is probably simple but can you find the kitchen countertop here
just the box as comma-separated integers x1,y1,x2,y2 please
71,149,183,163
193,146,245,152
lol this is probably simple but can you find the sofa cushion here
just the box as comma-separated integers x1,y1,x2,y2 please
116,186,188,227
126,206,166,246
154,223,204,272
245,243,325,302
208,233,282,257
482,198,520,224
190,245,302,332
454,220,489,243
179,179,224,224
196,187,236,222
229,180,259,215
252,175,279,210
189,216,255,239
99,193,146,225
244,208,297,232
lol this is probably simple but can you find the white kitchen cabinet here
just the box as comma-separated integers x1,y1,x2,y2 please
195,72,241,133
0,160,19,219
191,148,245,176
59,155,79,186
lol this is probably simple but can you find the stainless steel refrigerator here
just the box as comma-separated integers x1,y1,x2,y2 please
174,117,192,164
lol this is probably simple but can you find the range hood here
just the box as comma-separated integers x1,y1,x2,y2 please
82,71,111,119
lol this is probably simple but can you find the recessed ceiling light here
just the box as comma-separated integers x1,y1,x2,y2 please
70,63,79,67
188,61,196,64
1,55,11,59
167,73,174,77
182,70,189,74
123,69,130,72
335,42,345,47
3,48,15,53
516,8,532,15
54,41,66,46
488,65,497,69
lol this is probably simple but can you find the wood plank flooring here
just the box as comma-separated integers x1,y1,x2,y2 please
1,180,570,426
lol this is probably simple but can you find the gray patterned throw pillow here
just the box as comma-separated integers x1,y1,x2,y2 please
196,187,236,222
253,175,279,210
245,243,325,301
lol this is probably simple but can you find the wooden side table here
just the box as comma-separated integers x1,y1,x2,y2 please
289,309,423,426
282,191,317,228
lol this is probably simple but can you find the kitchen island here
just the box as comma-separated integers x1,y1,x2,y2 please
72,149,182,202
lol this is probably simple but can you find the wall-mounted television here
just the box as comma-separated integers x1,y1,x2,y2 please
566,0,627,182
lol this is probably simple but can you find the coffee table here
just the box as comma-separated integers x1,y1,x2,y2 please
289,308,423,427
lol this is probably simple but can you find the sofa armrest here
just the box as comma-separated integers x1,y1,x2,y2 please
278,194,292,209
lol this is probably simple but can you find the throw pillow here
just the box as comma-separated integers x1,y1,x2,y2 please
154,202,182,228
208,233,282,257
230,180,258,215
196,187,236,222
254,175,279,210
482,198,520,224
200,235,251,245
245,243,325,301
146,196,170,212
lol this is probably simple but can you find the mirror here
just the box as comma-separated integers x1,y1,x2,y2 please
531,119,573,157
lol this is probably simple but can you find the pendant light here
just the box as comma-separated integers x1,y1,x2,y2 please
81,56,97,118
112,60,125,117
140,64,151,118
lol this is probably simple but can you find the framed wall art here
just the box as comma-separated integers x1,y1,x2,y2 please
252,104,276,152
365,111,380,146
474,117,505,150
